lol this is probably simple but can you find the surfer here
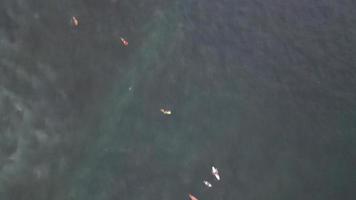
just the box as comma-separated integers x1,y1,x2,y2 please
203,180,212,188
212,166,220,181
71,16,79,27
120,37,129,46
160,108,172,115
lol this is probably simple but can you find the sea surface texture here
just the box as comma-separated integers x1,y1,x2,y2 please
0,0,355,200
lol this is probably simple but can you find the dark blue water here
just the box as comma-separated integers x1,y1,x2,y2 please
0,0,355,199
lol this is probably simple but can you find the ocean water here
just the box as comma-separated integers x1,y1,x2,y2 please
0,0,355,200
